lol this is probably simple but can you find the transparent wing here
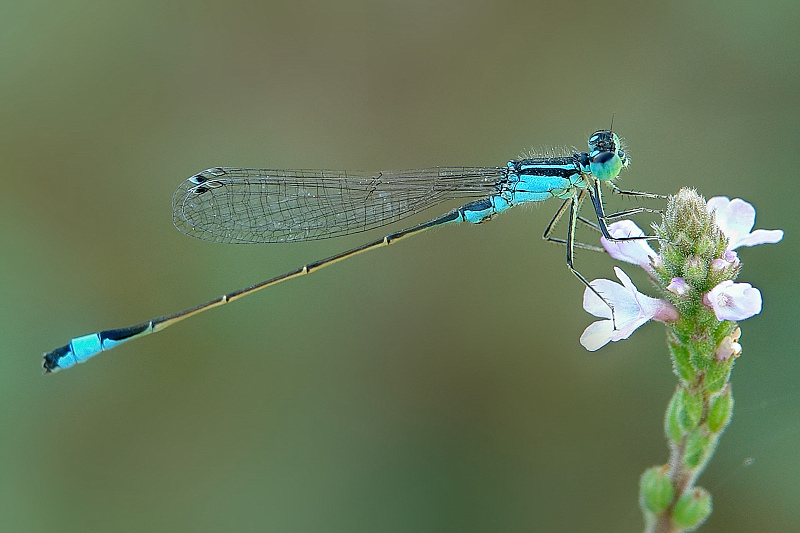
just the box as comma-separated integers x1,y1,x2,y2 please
172,166,506,243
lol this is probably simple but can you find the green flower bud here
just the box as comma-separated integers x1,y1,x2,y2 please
708,386,734,434
683,256,708,287
683,431,711,469
705,356,734,393
672,488,712,530
640,465,675,514
669,342,695,384
665,389,684,443
679,389,703,431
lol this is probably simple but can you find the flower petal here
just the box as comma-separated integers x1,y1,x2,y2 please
609,313,652,342
580,320,615,351
730,229,784,248
582,279,620,319
615,267,676,322
707,196,784,249
601,220,658,269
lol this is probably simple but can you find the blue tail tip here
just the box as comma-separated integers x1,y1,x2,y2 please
42,344,72,374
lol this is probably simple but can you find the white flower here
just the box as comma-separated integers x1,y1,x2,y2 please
580,267,679,351
706,197,784,249
703,281,762,321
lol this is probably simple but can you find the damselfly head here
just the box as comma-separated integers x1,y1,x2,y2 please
587,130,629,181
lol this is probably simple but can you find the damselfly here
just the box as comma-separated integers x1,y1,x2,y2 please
43,130,661,373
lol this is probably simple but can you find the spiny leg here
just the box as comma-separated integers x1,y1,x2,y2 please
605,184,666,219
564,193,618,327
543,195,605,253
611,184,667,201
602,206,662,220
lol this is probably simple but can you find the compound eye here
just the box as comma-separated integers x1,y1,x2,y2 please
592,151,615,164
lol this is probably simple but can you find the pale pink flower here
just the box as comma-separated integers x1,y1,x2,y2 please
711,250,740,272
703,281,762,321
666,277,690,297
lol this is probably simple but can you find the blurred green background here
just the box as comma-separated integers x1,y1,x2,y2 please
2,1,797,531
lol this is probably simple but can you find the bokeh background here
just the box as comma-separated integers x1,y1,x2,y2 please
2,1,797,531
